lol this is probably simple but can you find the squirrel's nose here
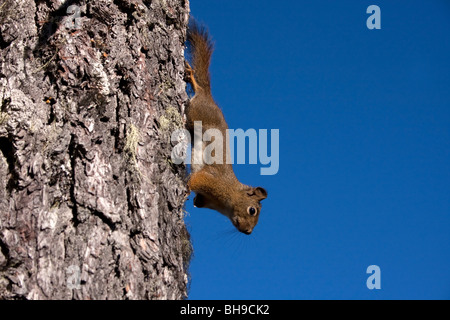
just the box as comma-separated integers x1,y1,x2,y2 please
243,228,253,235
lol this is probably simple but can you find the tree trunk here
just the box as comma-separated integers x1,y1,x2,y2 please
0,0,191,300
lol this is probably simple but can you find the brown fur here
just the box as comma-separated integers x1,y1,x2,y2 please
185,21,267,235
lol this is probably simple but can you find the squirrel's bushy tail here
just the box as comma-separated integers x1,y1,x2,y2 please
187,20,214,93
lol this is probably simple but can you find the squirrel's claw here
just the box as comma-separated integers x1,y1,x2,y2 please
184,61,201,93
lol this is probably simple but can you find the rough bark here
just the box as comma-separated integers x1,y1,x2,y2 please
0,0,191,299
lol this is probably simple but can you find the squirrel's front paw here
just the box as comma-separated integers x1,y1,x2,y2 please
193,194,205,208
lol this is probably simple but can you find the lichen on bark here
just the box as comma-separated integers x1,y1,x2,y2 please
0,0,191,300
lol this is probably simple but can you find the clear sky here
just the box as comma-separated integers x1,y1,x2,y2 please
184,0,450,299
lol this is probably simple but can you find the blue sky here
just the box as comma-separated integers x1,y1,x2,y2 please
184,0,450,299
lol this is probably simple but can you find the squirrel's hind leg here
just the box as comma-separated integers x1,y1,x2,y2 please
185,61,202,93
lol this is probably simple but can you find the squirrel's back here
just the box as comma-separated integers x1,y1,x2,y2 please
186,21,214,94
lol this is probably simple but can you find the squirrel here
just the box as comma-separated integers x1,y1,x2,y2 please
184,21,267,235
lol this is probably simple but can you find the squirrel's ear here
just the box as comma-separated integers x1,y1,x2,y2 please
254,187,267,201
245,186,267,201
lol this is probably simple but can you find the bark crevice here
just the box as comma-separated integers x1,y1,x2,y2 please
0,0,191,300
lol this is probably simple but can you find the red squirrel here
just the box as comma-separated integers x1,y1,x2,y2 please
184,22,267,235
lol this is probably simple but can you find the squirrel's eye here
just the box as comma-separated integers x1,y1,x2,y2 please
247,206,257,216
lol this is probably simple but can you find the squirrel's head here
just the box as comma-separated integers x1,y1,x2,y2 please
192,185,268,235
229,186,268,235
